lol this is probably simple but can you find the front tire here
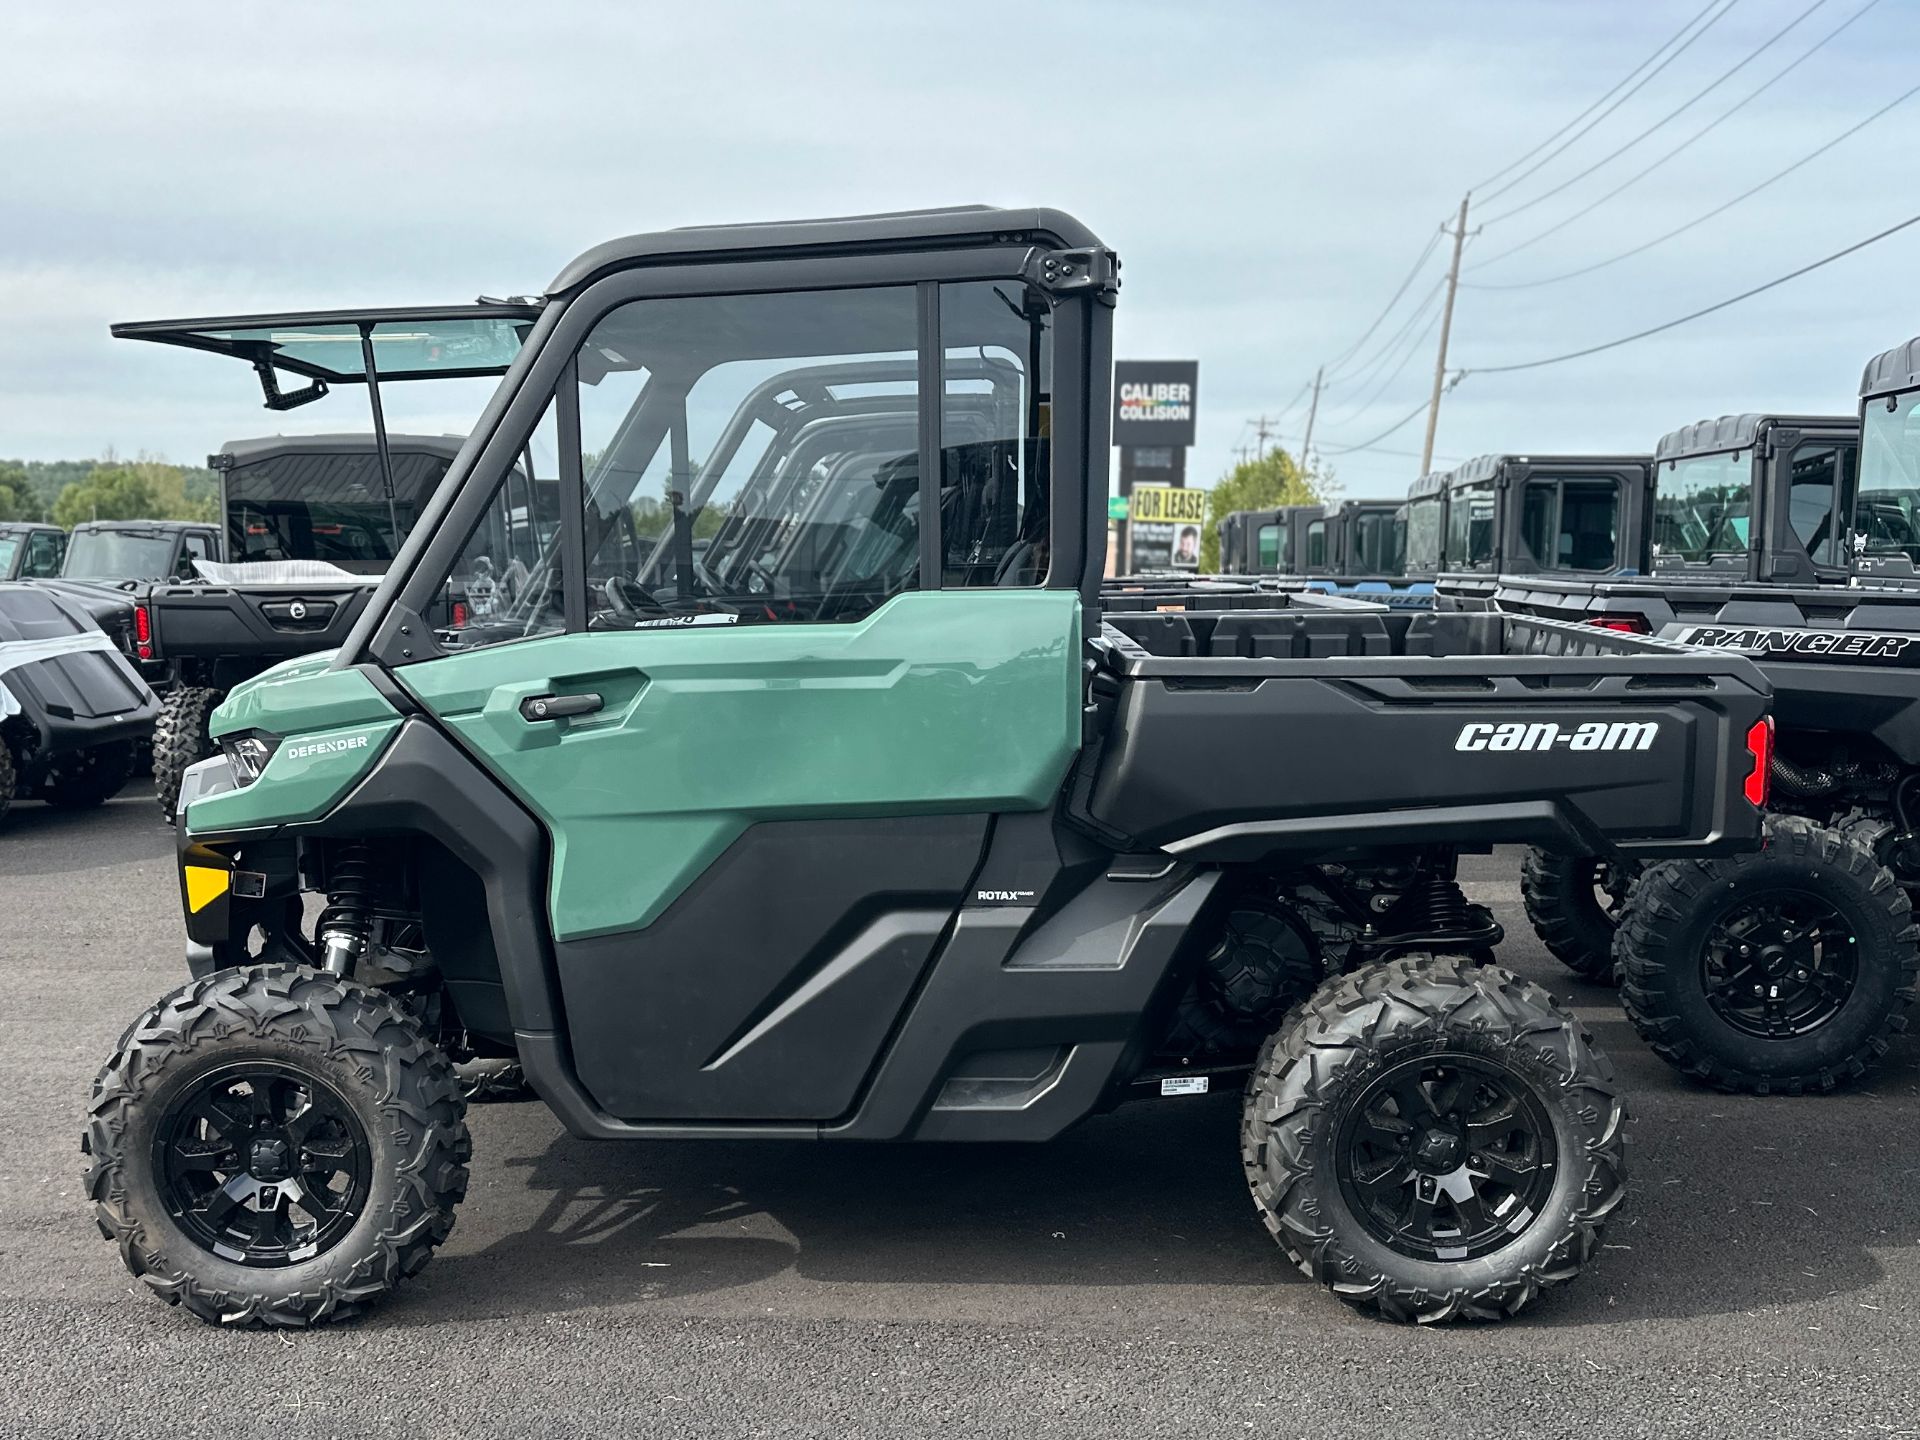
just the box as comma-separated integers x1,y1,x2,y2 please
1615,814,1919,1095
1522,849,1640,983
40,740,136,808
153,685,223,820
84,965,471,1327
1241,956,1625,1323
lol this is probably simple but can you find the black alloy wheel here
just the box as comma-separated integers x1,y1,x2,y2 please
1333,1053,1557,1263
154,1062,372,1267
1700,890,1858,1040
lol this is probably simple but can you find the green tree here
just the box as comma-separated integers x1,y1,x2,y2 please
1200,447,1327,571
0,461,34,522
52,465,161,528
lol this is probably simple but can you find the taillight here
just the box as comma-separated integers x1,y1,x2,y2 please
452,600,470,628
1744,717,1773,807
1587,614,1650,634
134,603,152,660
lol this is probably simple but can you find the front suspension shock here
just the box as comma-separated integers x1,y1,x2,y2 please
315,841,377,977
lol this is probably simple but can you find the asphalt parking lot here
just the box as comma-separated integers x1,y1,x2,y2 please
2,788,1917,1438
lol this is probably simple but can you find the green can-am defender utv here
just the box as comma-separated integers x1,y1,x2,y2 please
86,208,1775,1328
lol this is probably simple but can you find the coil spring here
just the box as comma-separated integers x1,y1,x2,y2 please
1413,869,1475,936
317,840,377,943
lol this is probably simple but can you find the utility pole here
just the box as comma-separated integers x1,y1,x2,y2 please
1421,193,1471,475
1297,367,1324,475
1253,414,1275,456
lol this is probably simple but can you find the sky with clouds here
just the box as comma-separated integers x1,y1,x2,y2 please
3,0,1915,501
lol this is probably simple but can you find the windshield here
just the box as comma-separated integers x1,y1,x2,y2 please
1444,482,1495,570
1352,509,1404,575
63,531,177,579
0,538,15,576
1405,495,1441,572
226,448,454,572
1857,389,1920,563
1654,451,1752,563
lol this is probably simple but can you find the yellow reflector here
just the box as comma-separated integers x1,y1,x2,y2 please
184,865,230,913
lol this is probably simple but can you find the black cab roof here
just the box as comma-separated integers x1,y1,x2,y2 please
1861,337,1920,399
1654,414,1853,463
545,205,1105,294
213,433,468,467
69,519,214,534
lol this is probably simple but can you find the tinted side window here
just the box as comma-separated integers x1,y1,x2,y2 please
24,531,64,577
941,282,1051,587
1257,523,1280,570
577,287,924,629
1786,441,1842,566
1559,481,1618,570
1305,519,1327,570
1520,484,1555,569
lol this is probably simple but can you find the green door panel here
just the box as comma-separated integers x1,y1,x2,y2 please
398,590,1084,941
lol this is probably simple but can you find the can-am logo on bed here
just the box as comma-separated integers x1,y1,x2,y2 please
1454,720,1659,753
1674,625,1920,666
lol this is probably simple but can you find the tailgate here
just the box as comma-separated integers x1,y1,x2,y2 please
149,583,377,659
1083,614,1772,861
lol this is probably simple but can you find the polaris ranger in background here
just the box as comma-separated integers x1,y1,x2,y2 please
130,434,477,814
1219,499,1427,607
86,207,1775,1329
1431,453,1652,609
1493,411,1920,1095
0,522,66,582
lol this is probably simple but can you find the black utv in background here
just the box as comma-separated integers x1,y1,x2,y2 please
136,435,464,815
1431,453,1653,609
42,519,221,673
87,206,1775,1329
1494,408,1919,1095
1218,500,1424,607
0,522,66,581
0,582,158,820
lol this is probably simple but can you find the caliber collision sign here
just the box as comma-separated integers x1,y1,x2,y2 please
1113,361,1199,448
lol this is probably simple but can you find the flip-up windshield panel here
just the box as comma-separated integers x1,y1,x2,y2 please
112,307,537,383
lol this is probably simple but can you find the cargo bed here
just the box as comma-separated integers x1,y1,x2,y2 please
1079,606,1771,861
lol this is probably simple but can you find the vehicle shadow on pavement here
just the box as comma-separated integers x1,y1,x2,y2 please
384,1036,1920,1330
398,1092,1286,1323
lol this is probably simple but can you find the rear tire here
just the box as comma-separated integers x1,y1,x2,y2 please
1522,849,1640,983
0,742,15,826
1159,900,1325,1059
1241,956,1625,1323
153,686,223,820
40,740,136,808
1616,815,1918,1095
84,965,470,1327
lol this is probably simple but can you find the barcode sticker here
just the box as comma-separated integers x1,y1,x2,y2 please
1160,1076,1209,1097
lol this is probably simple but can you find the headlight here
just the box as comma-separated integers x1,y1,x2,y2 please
222,733,278,787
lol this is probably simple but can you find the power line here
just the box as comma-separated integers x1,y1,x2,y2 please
1321,283,1446,429
1481,0,1832,226
1478,0,1743,207
1322,227,1446,380
1464,75,1920,292
1460,208,1920,376
1463,0,1883,277
1322,277,1447,410
1469,0,1726,193
1320,394,1440,455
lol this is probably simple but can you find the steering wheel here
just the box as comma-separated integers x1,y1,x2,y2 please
601,574,666,620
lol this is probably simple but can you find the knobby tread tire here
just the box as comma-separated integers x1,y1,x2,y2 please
0,742,15,825
84,964,471,1327
41,740,136,809
152,686,223,820
1614,813,1919,1096
1521,849,1635,983
1240,956,1626,1324
1160,901,1326,1059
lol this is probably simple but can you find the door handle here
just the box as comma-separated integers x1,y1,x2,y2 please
519,692,604,722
